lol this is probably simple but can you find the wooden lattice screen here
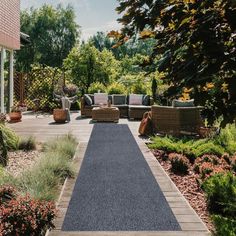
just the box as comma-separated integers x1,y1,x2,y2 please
14,69,65,111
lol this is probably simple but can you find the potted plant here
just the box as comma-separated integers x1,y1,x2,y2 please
9,106,22,122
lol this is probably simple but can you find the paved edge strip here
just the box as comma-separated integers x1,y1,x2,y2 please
49,136,211,236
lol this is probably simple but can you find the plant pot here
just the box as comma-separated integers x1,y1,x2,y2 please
9,112,22,122
53,109,67,123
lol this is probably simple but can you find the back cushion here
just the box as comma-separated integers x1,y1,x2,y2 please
94,93,108,105
108,95,113,103
142,95,150,106
129,94,143,105
113,95,126,105
84,94,93,106
172,99,194,107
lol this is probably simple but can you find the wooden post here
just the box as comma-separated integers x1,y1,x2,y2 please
9,50,14,109
1,48,5,113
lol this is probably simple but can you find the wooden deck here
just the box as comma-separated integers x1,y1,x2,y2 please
8,111,210,236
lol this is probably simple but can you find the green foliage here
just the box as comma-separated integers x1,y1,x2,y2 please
64,44,119,93
149,134,226,160
107,82,126,94
169,153,190,175
90,32,156,60
192,143,225,158
25,64,63,111
214,124,236,155
151,78,157,102
202,173,236,217
17,134,77,201
43,133,77,159
0,130,7,166
88,82,106,94
0,166,17,186
18,136,36,151
0,124,19,150
212,215,236,236
131,82,147,94
16,4,79,71
116,0,236,126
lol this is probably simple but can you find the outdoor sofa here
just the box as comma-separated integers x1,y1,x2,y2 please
81,93,153,119
151,99,204,135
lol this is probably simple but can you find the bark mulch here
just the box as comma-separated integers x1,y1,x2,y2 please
152,149,215,233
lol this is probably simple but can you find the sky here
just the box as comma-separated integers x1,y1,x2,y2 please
20,0,122,41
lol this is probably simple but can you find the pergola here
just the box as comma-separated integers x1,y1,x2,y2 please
0,0,20,113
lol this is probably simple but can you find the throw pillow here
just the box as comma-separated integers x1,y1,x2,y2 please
172,99,194,107
129,94,143,105
94,93,108,105
84,94,93,106
113,95,126,105
142,95,150,106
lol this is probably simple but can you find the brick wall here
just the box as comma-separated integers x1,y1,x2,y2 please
0,0,20,50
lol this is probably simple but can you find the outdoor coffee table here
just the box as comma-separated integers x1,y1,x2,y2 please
92,107,120,123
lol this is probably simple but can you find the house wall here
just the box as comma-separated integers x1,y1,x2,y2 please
0,0,20,50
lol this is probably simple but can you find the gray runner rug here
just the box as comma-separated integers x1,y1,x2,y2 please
62,123,181,231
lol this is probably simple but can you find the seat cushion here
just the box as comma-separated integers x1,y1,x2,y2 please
172,99,194,107
94,93,108,105
129,94,143,105
129,105,151,109
113,104,128,108
142,95,150,106
113,95,127,105
84,94,93,106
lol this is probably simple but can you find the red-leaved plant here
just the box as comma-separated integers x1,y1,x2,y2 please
0,186,57,236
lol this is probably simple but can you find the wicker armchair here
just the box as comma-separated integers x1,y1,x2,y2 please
151,105,204,135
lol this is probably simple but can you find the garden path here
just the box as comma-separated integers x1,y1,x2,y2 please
8,112,210,236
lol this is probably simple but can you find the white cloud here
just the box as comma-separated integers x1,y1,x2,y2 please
81,20,121,41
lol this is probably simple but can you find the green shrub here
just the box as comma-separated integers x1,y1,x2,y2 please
212,215,236,236
43,133,77,159
149,136,182,153
193,142,225,158
169,153,190,174
18,136,36,151
0,166,17,186
131,82,147,94
0,124,19,150
202,173,236,217
214,124,236,155
107,82,126,94
88,82,106,94
19,134,77,200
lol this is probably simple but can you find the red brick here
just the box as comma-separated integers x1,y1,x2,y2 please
0,0,20,50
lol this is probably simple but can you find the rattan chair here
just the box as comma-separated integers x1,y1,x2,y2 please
151,105,204,135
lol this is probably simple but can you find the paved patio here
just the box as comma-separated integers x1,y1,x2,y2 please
8,111,210,236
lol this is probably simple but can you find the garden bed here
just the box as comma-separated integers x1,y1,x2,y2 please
0,124,78,235
6,150,41,177
152,149,214,231
148,125,236,235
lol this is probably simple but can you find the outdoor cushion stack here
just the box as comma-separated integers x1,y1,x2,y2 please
81,93,153,119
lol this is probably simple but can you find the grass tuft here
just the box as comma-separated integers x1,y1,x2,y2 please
18,136,36,151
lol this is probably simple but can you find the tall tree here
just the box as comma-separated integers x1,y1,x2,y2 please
114,0,236,126
90,31,156,59
16,4,79,71
63,43,120,93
